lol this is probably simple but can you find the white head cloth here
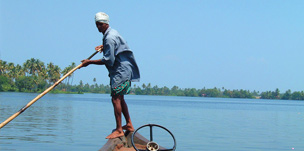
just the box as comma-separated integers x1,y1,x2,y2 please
95,12,109,24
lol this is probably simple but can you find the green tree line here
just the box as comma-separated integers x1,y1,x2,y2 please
0,58,76,93
1,59,304,100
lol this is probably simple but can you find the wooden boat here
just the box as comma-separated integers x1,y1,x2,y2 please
99,124,176,151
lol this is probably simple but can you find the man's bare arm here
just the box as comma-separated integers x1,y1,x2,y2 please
80,59,105,68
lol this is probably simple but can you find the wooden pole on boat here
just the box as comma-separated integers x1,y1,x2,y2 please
0,48,102,129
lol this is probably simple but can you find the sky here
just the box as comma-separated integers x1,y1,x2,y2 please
0,0,303,92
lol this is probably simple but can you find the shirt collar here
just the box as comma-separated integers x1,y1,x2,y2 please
103,27,111,37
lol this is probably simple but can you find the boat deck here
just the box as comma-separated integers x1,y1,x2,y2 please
99,131,148,151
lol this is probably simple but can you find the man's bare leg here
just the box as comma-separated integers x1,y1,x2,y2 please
121,96,134,132
106,95,125,139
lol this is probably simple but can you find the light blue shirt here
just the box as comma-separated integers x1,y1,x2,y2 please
101,27,140,88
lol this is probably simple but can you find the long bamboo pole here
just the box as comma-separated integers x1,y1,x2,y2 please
0,49,102,129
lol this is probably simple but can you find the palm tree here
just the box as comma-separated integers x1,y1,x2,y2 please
62,66,70,85
23,58,33,76
47,62,54,84
15,64,25,78
23,58,47,90
35,59,46,77
22,58,42,76
23,58,39,76
39,67,48,80
7,62,15,79
0,60,8,76
61,62,76,89
47,62,61,84
52,65,61,83
68,62,76,85
61,66,70,91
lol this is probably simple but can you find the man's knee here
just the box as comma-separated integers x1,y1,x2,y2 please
112,95,123,103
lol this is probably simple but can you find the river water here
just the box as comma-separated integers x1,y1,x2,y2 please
0,92,303,151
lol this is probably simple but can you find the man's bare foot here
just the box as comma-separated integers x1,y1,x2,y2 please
122,124,134,132
106,129,124,139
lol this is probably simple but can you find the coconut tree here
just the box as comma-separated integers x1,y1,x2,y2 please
62,66,70,84
35,59,46,76
23,58,46,91
61,62,76,91
47,62,61,84
61,66,70,91
47,62,54,84
51,65,61,83
68,62,76,85
7,62,15,80
23,58,34,76
0,60,8,76
15,64,25,78
35,59,47,86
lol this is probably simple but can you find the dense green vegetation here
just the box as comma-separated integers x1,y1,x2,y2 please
1,59,304,100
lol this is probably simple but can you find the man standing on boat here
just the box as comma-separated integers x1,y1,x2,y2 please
80,12,140,139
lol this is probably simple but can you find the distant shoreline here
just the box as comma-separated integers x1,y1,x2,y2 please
1,58,304,101
1,90,303,102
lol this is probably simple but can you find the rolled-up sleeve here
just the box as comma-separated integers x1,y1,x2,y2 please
101,38,116,67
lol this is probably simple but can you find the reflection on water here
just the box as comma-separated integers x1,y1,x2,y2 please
0,92,104,151
1,93,75,145
1,92,304,151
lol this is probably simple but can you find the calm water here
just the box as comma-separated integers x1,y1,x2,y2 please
0,92,303,151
